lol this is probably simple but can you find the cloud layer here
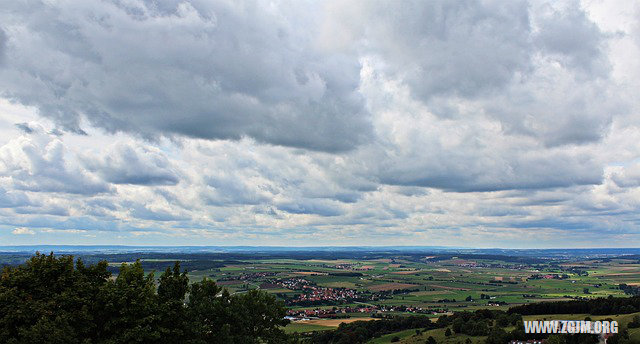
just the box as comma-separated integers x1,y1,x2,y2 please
0,0,639,247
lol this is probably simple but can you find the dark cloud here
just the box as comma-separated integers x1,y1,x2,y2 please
14,122,34,133
15,205,69,216
533,1,610,75
377,154,603,192
130,205,188,222
0,27,6,64
360,0,533,99
277,200,344,217
0,188,32,208
0,0,371,152
202,175,271,206
83,142,179,186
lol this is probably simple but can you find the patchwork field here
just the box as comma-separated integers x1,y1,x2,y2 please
177,254,639,326
5,249,636,339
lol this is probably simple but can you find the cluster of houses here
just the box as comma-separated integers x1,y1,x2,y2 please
285,304,447,320
292,286,360,304
274,277,312,290
216,271,277,282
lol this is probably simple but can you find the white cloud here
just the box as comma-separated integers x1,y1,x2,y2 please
0,124,111,195
12,227,34,235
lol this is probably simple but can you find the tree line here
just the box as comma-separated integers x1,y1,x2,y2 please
508,295,640,315
0,253,291,344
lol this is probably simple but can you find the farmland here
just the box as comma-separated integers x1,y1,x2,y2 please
2,247,639,341
162,251,640,332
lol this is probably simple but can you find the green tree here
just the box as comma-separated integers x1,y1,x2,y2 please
0,253,294,344
628,315,640,328
496,314,510,327
452,317,465,333
607,328,631,344
96,260,159,343
445,328,452,337
485,327,508,344
157,262,190,343
0,252,110,344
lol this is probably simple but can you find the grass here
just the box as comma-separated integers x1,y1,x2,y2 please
368,327,486,344
283,322,331,333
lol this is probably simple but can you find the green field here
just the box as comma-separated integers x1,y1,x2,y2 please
179,256,638,314
1,250,638,342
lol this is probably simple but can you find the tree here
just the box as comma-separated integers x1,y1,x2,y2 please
157,262,190,342
96,260,160,343
0,252,110,344
187,279,289,344
452,318,465,333
628,315,640,328
607,328,631,344
0,253,294,344
496,314,510,327
426,336,437,344
444,328,452,337
485,327,509,344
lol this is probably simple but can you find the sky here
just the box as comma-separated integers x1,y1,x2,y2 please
0,0,639,248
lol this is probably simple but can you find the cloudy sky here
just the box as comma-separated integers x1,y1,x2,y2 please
0,0,639,247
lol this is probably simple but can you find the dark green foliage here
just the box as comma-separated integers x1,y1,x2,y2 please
425,336,437,344
0,253,289,344
485,327,509,344
619,284,640,296
440,311,492,336
444,327,451,337
508,296,640,315
309,315,435,344
157,262,190,343
496,314,510,327
0,253,110,344
628,315,640,328
185,279,290,343
97,260,159,343
607,328,635,344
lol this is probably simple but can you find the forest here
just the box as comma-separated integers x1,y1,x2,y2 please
0,253,291,344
